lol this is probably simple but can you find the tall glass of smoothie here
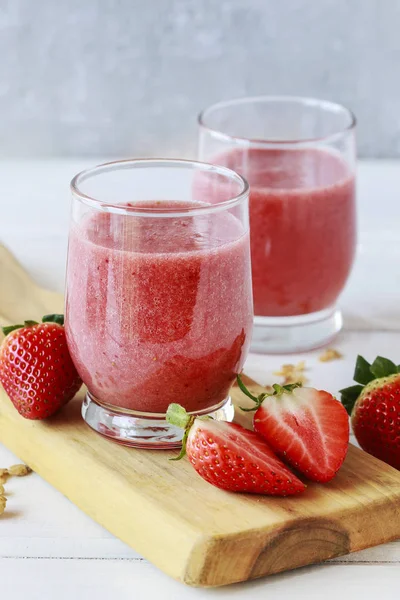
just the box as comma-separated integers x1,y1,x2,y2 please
66,159,253,448
198,96,356,353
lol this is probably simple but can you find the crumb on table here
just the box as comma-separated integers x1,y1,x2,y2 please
319,348,343,362
273,361,309,385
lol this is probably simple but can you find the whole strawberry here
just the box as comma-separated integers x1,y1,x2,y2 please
340,355,400,470
166,403,305,496
0,314,82,419
237,376,350,483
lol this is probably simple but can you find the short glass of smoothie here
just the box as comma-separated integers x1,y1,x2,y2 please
66,159,253,448
198,96,356,353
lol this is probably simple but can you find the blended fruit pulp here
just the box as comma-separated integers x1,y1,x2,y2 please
214,148,356,317
65,201,252,414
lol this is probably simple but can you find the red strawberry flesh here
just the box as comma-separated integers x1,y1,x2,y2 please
252,386,349,483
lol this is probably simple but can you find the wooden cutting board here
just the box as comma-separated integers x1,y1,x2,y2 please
0,242,400,587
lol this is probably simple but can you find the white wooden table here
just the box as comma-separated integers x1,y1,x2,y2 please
0,159,399,599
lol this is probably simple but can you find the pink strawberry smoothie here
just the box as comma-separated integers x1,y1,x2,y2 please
214,148,356,317
65,202,252,414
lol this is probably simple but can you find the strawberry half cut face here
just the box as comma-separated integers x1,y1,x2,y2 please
237,378,350,483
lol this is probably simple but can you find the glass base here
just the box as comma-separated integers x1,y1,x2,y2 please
82,392,235,449
250,307,343,354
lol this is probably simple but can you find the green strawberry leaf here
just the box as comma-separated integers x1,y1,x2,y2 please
236,374,259,402
166,403,195,461
339,384,363,415
2,324,24,336
281,382,303,393
24,320,38,327
166,403,191,429
169,425,191,461
42,314,64,326
270,382,303,396
353,355,375,385
370,356,399,379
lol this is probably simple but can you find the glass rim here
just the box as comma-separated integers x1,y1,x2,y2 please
198,95,357,146
70,158,249,217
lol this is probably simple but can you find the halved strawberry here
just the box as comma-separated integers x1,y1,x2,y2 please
237,377,350,483
166,403,305,496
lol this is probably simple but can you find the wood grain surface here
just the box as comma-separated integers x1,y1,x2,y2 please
0,243,400,587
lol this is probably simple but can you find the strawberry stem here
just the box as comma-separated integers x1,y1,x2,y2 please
237,375,303,412
236,375,267,411
170,427,192,461
236,374,259,402
166,404,195,461
273,383,303,394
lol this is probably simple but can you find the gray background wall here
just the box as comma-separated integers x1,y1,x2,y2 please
1,0,399,159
